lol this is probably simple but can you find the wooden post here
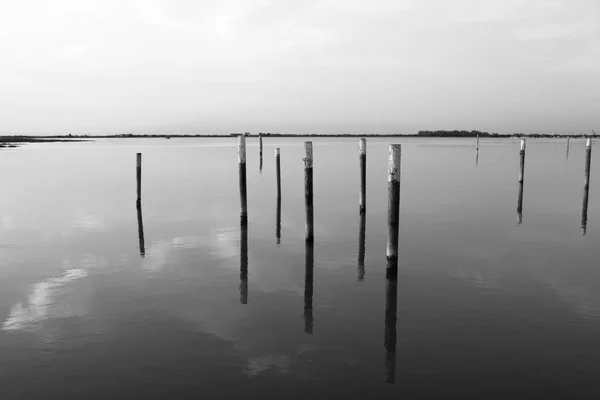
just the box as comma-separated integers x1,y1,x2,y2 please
240,222,248,304
276,148,281,199
136,200,145,258
386,145,401,280
518,139,526,183
582,186,589,236
304,142,314,242
384,279,398,384
358,211,366,281
584,139,592,189
476,134,480,151
517,182,524,225
359,138,367,213
304,240,314,334
238,135,248,225
136,153,142,202
259,133,263,172
276,196,281,245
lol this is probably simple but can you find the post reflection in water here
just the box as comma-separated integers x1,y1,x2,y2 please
475,149,479,167
136,200,145,258
240,222,248,304
358,211,366,281
384,278,398,384
582,186,589,236
304,240,314,334
276,197,281,245
517,182,524,225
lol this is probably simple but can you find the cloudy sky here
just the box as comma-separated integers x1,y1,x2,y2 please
0,0,598,135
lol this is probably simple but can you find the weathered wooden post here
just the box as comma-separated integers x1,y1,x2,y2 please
582,186,589,236
136,153,142,202
240,222,248,304
304,240,314,334
359,138,367,213
517,182,524,225
518,139,526,183
304,142,314,242
259,133,263,172
358,211,366,281
238,135,248,225
584,138,592,189
384,279,398,384
386,145,401,280
276,148,282,199
136,200,145,258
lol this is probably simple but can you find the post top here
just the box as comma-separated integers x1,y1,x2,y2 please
587,138,592,148
304,141,313,168
520,138,526,151
388,144,401,182
359,138,366,154
238,135,246,163
275,147,280,155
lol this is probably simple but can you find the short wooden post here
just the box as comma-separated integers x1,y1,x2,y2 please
238,135,248,225
240,222,248,304
359,138,367,213
136,153,142,202
136,200,145,258
518,139,526,183
304,142,314,242
386,145,401,280
358,211,366,281
276,148,281,199
517,182,524,225
304,240,314,334
584,139,592,189
581,186,589,236
384,279,398,384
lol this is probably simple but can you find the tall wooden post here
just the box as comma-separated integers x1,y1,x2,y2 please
304,142,314,242
518,139,526,183
359,138,367,213
386,145,401,280
136,153,142,202
276,148,281,199
238,135,248,225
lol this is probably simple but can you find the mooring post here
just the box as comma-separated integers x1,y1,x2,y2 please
384,278,398,384
358,211,366,281
359,138,367,213
136,200,145,258
238,135,248,225
304,239,314,334
582,186,589,236
584,139,592,189
304,141,314,242
276,148,282,199
517,182,524,225
259,133,263,172
386,145,401,280
476,134,480,151
518,139,526,183
136,153,142,202
240,222,248,304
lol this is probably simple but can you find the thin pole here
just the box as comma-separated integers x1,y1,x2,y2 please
358,211,366,281
276,148,281,199
259,133,263,172
359,138,367,213
238,135,248,225
136,153,142,202
136,200,145,258
518,139,526,183
584,139,592,189
386,145,401,280
517,182,524,225
476,134,480,151
566,137,570,159
240,221,248,304
304,141,314,242
582,186,589,236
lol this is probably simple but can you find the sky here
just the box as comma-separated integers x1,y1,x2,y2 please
0,0,598,135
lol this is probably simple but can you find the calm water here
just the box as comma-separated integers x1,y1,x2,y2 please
0,137,599,399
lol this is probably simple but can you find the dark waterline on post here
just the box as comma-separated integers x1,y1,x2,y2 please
136,200,145,258
275,148,282,200
384,278,398,384
358,211,366,281
304,240,314,334
238,136,248,225
276,196,281,245
582,186,589,236
517,182,524,226
386,145,401,280
304,142,314,242
136,153,142,202
240,221,248,304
